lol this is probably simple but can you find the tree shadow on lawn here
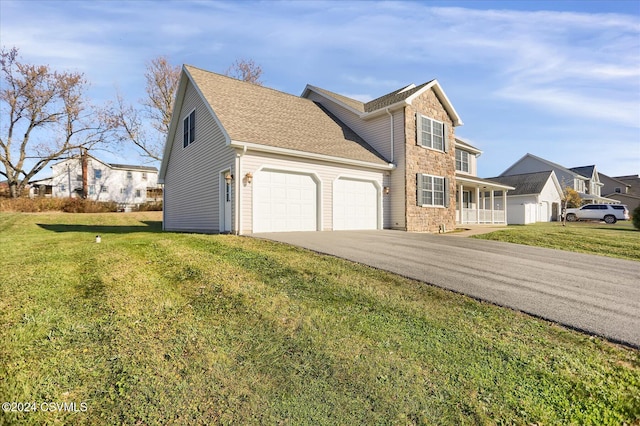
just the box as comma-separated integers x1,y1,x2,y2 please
37,221,163,234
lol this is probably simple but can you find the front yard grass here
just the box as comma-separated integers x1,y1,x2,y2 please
472,221,640,261
1,212,638,425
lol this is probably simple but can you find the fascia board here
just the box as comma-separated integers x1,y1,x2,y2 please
302,85,365,116
456,175,515,190
404,80,463,127
230,140,395,171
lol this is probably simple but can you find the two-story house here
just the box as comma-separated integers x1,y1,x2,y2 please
500,153,617,204
41,154,160,207
159,65,508,234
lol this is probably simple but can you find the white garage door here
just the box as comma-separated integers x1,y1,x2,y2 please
253,170,317,233
333,178,378,230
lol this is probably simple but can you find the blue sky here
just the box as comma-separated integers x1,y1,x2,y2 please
1,0,639,178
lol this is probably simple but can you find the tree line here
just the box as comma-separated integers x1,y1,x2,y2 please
0,47,262,198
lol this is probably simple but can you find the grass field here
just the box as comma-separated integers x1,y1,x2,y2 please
472,221,640,261
1,212,639,425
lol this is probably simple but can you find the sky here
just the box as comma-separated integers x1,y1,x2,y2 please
1,0,639,179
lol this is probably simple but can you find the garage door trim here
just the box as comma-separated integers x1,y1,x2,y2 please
333,175,381,230
252,166,322,233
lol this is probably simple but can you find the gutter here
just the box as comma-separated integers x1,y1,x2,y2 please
229,140,395,171
385,107,394,163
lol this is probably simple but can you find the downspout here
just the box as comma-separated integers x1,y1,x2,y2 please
385,108,394,163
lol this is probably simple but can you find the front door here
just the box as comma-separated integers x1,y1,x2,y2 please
221,170,232,232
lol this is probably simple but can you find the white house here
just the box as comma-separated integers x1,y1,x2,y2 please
500,153,617,204
42,154,160,207
489,171,563,224
159,65,511,234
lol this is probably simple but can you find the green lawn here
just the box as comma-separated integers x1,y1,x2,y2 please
1,212,638,425
472,221,640,261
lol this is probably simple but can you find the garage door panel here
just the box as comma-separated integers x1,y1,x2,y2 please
334,178,378,230
253,170,317,233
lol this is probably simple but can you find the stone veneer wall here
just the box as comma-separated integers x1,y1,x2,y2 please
404,89,457,232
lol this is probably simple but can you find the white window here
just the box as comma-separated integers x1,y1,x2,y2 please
417,114,446,151
417,174,448,207
456,150,469,173
126,171,133,179
183,110,195,148
88,185,95,195
94,169,102,180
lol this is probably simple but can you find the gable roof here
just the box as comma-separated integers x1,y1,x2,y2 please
170,66,389,168
570,165,596,179
500,153,589,179
302,79,463,126
50,154,157,172
454,137,482,155
489,171,560,196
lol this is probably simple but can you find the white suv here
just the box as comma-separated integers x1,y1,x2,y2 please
565,204,630,224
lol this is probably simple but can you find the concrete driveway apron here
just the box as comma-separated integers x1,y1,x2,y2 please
253,230,640,348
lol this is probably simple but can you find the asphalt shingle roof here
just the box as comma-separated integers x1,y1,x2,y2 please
488,171,554,195
185,65,388,165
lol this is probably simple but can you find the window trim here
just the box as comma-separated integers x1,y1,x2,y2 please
183,109,196,148
416,114,447,152
456,149,470,173
417,173,449,207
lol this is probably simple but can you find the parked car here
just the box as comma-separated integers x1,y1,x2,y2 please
565,204,629,224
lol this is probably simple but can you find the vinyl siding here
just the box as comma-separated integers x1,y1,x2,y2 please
503,157,579,191
305,92,392,161
305,91,405,229
163,80,235,232
239,151,385,233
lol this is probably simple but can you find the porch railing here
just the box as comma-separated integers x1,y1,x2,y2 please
459,209,506,224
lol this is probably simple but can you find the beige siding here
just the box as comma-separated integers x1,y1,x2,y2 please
239,152,385,234
164,80,235,232
305,92,392,160
390,108,406,229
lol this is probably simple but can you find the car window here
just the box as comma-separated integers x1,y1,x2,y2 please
612,206,625,210
582,205,598,210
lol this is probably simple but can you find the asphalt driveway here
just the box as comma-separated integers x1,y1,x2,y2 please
253,230,640,348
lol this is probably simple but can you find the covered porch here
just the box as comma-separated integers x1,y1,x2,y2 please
455,175,514,225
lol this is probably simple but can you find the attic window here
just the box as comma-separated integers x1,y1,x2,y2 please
183,110,195,148
417,114,447,152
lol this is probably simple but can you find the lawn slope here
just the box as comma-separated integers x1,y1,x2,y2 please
1,212,638,425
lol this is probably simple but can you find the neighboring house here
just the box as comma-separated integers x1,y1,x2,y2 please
600,173,630,196
489,171,563,224
605,174,640,212
454,138,514,225
159,65,510,234
500,153,617,204
39,155,160,207
614,175,640,196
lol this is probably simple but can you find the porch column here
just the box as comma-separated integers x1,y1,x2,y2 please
458,184,464,224
490,190,495,224
502,191,507,224
476,187,480,224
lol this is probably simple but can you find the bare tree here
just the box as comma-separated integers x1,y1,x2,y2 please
0,48,114,198
115,56,263,162
112,56,180,161
225,58,263,86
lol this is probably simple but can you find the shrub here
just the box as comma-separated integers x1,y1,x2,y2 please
633,205,640,230
0,197,118,213
134,201,163,212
